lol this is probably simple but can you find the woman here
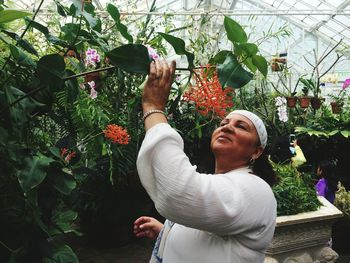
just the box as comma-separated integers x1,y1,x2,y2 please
134,60,278,263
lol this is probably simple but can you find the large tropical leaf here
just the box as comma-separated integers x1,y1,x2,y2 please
17,154,55,192
224,16,247,44
252,54,268,77
2,30,38,56
106,44,151,73
0,9,31,24
107,4,133,43
37,54,66,89
49,210,78,236
209,50,231,65
24,18,49,35
43,245,78,263
158,32,195,70
217,53,253,88
9,44,36,67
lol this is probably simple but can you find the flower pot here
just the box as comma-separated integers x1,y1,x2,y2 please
285,96,298,108
271,62,283,72
310,97,324,110
298,96,311,108
264,197,343,263
330,101,343,114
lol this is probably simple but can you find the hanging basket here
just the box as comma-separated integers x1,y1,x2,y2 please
330,101,343,114
286,96,298,108
310,97,324,110
298,96,311,108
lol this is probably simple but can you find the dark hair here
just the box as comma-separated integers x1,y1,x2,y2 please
318,160,338,192
252,152,279,187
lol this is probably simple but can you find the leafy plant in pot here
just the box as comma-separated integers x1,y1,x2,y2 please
329,77,349,114
298,77,314,108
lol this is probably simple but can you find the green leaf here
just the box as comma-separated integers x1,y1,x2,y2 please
158,32,195,70
209,50,231,65
51,170,77,195
217,53,253,88
252,54,268,77
43,245,78,263
2,30,38,56
17,154,55,192
37,54,65,89
237,43,258,56
329,130,340,136
0,9,32,24
224,16,247,44
9,44,35,67
56,3,67,17
64,69,79,104
24,18,49,35
46,34,67,47
49,210,78,235
340,130,350,138
243,57,257,73
107,4,133,43
72,0,98,29
107,44,151,73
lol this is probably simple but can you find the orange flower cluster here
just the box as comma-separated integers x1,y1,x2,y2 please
60,148,76,163
103,124,130,145
182,65,234,118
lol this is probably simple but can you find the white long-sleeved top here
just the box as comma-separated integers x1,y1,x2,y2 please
137,123,276,263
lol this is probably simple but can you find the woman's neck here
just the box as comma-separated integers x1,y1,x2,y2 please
215,161,249,174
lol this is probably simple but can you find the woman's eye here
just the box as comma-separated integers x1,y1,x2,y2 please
237,124,247,130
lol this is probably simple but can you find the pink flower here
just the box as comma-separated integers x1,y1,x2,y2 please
146,45,160,60
87,81,97,99
85,48,100,68
88,81,96,89
342,78,350,89
90,88,97,99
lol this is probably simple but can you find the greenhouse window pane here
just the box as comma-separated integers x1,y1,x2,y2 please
326,20,345,32
294,2,310,10
318,3,331,10
302,16,317,25
334,16,350,27
318,26,337,39
305,0,320,8
331,0,345,7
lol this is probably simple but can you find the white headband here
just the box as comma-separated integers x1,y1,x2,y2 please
226,110,267,149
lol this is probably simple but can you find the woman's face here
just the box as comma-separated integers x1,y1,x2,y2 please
211,113,262,164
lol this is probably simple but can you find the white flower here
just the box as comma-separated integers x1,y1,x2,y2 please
275,96,288,122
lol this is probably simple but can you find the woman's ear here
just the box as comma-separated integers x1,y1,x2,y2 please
251,146,264,160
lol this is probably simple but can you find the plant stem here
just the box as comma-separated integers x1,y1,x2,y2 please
0,240,15,253
62,66,215,81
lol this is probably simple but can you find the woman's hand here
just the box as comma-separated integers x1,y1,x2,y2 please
133,216,164,240
142,60,176,113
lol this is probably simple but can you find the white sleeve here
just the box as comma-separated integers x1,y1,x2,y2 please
137,123,268,236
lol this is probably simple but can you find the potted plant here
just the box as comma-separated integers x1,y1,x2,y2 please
265,163,343,262
329,77,350,114
298,77,313,108
271,56,287,72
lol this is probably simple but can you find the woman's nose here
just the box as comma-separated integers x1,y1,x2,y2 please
221,123,234,133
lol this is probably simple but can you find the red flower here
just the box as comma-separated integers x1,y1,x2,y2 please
60,148,76,163
182,65,234,118
103,124,130,145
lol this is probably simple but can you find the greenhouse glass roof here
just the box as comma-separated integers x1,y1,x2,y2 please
6,0,350,75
